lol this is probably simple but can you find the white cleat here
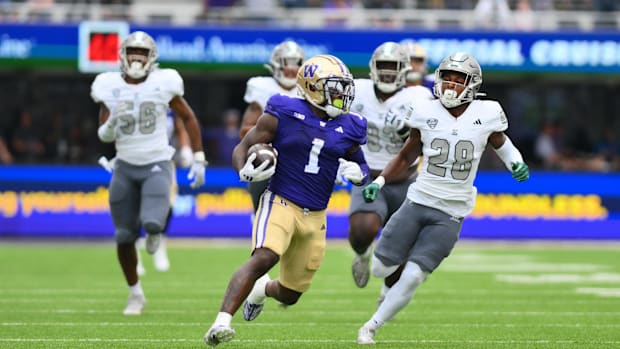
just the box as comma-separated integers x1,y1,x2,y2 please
352,254,371,288
242,274,270,321
153,238,170,272
123,294,146,316
145,234,161,255
357,325,376,345
204,324,235,347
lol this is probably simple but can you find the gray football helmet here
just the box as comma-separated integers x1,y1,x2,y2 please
369,42,411,94
119,31,158,79
433,52,482,108
265,40,305,89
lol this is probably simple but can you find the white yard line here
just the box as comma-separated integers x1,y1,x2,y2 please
1,338,619,345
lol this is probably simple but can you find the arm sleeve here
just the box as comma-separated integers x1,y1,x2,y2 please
493,135,524,170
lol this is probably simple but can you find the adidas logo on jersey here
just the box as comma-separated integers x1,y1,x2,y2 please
473,119,482,125
334,126,344,134
151,165,162,172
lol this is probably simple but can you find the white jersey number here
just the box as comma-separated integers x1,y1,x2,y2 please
427,138,474,180
366,123,402,155
304,138,324,174
117,101,157,135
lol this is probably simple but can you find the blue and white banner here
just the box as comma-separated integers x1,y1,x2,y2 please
2,22,620,73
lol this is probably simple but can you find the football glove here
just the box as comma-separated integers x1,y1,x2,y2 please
188,151,207,189
334,162,347,185
511,162,529,182
239,152,276,182
384,110,410,140
110,101,132,122
362,183,381,203
97,156,116,173
337,158,365,185
178,145,193,168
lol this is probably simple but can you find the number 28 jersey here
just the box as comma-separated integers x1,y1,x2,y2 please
405,99,508,217
91,69,182,165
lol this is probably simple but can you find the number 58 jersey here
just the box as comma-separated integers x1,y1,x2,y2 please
405,98,508,217
91,68,182,165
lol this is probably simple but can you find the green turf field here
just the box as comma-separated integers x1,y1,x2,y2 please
1,240,619,348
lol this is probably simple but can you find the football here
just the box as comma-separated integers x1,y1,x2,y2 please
247,143,277,169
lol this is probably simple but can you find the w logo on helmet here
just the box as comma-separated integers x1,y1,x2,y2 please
304,64,318,77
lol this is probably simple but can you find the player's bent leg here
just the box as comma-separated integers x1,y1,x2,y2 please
153,235,170,272
349,212,382,288
143,221,162,254
242,273,270,321
373,262,427,326
352,249,372,288
135,241,146,276
370,255,400,279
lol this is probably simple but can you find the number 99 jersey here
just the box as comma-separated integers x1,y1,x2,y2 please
91,68,182,165
350,79,432,171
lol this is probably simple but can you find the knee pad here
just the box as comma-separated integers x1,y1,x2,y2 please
143,221,162,235
115,228,137,244
371,255,400,278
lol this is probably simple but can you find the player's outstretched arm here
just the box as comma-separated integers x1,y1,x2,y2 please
489,131,529,182
363,128,422,202
170,95,207,188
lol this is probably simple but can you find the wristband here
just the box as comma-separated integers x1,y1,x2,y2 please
373,175,385,189
193,151,206,163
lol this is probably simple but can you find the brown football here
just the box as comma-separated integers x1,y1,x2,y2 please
247,143,277,169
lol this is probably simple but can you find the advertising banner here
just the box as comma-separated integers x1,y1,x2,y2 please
2,22,620,73
0,166,618,240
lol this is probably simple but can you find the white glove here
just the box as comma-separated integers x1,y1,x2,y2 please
384,109,410,139
98,156,116,173
334,162,347,185
187,151,207,189
113,101,132,116
177,145,193,168
337,158,364,185
109,101,132,125
239,152,276,182
98,102,131,142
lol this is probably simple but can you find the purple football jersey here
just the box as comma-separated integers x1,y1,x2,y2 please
265,94,367,210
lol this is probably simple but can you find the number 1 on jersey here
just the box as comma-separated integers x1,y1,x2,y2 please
304,138,324,174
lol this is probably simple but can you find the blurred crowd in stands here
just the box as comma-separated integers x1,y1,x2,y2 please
5,0,617,11
3,1,619,31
